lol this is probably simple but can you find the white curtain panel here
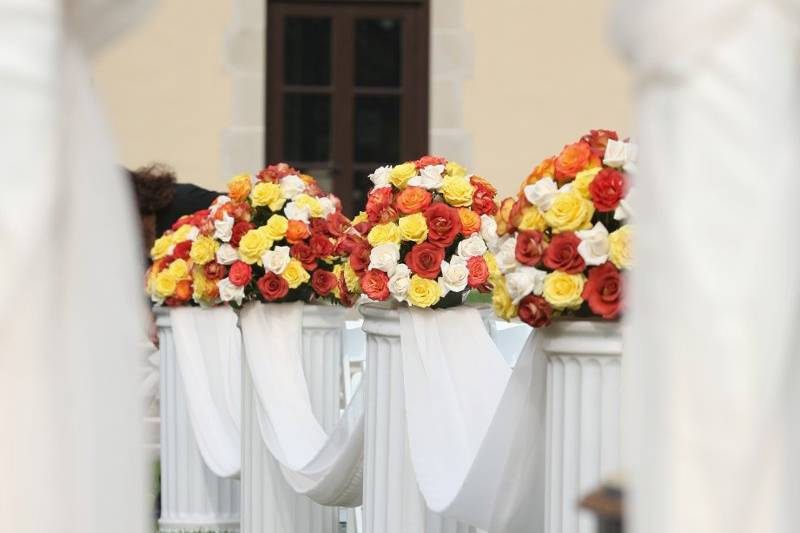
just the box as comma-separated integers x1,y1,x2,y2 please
399,307,547,533
240,302,364,507
170,306,242,478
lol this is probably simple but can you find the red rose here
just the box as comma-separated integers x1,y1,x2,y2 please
230,202,252,221
311,269,338,297
291,242,318,270
424,203,462,248
517,295,553,328
515,231,546,266
326,212,351,237
230,221,254,247
258,163,297,182
335,234,362,257
204,262,226,280
172,240,192,260
228,261,252,287
471,188,498,216
405,242,445,279
171,215,192,231
589,168,627,212
414,155,447,168
360,269,390,301
349,243,372,273
582,263,623,319
257,272,289,301
365,187,397,224
310,234,335,258
466,256,490,288
336,271,355,307
310,218,330,237
543,232,585,274
581,129,619,158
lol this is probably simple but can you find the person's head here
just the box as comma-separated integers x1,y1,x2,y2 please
127,163,177,258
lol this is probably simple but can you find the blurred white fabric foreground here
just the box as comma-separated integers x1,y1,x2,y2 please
614,1,800,532
0,0,153,531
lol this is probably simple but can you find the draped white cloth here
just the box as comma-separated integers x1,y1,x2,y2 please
0,0,153,531
398,307,546,533
170,307,242,478
240,303,364,507
614,1,800,532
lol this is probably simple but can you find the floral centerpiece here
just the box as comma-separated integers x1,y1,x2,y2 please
145,163,358,307
491,130,635,328
345,155,501,309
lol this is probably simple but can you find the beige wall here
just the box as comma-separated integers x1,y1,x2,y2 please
463,0,632,198
93,0,233,191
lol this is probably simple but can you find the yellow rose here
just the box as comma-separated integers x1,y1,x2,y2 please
167,258,190,280
189,236,219,266
294,194,323,218
573,167,602,199
172,224,194,243
263,214,289,241
251,182,285,211
154,270,178,299
368,222,401,246
398,213,428,243
191,270,216,303
390,162,417,189
608,225,632,269
518,206,547,232
238,229,272,264
543,192,595,233
281,258,311,289
484,252,501,280
150,235,172,260
491,278,517,320
440,175,475,207
445,161,467,179
352,211,369,225
407,275,441,308
543,271,585,310
343,262,361,293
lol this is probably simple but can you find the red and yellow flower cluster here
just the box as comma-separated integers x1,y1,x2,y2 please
344,155,500,308
491,130,634,328
145,163,358,307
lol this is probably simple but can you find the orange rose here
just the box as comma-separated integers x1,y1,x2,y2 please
286,219,311,244
395,186,432,215
519,156,556,193
228,174,252,202
495,197,515,236
554,142,591,181
509,196,530,229
458,208,481,236
174,279,193,302
470,175,496,195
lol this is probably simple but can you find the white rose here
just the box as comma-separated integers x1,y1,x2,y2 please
261,245,291,274
576,222,610,265
218,278,245,305
408,164,445,190
284,201,311,223
216,243,239,265
369,165,393,189
186,226,200,242
369,243,400,275
523,177,559,212
457,234,488,259
479,214,500,252
210,195,231,214
388,264,411,302
603,139,638,169
614,187,634,221
495,236,519,273
280,174,307,199
505,266,547,304
438,256,469,296
213,213,234,242
318,196,336,218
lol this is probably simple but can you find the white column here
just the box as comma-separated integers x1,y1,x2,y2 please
360,303,478,533
541,321,622,533
241,305,344,533
157,313,241,533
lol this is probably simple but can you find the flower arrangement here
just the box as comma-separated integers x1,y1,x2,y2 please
145,163,358,308
344,155,501,309
491,130,635,328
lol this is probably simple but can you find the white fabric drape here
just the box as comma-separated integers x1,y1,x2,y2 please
615,1,800,532
240,303,364,507
170,306,242,478
398,307,547,533
0,0,153,531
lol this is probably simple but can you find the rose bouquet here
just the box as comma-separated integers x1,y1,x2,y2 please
491,130,635,328
145,163,358,308
344,155,501,309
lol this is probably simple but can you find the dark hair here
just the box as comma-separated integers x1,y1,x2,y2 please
127,163,177,214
